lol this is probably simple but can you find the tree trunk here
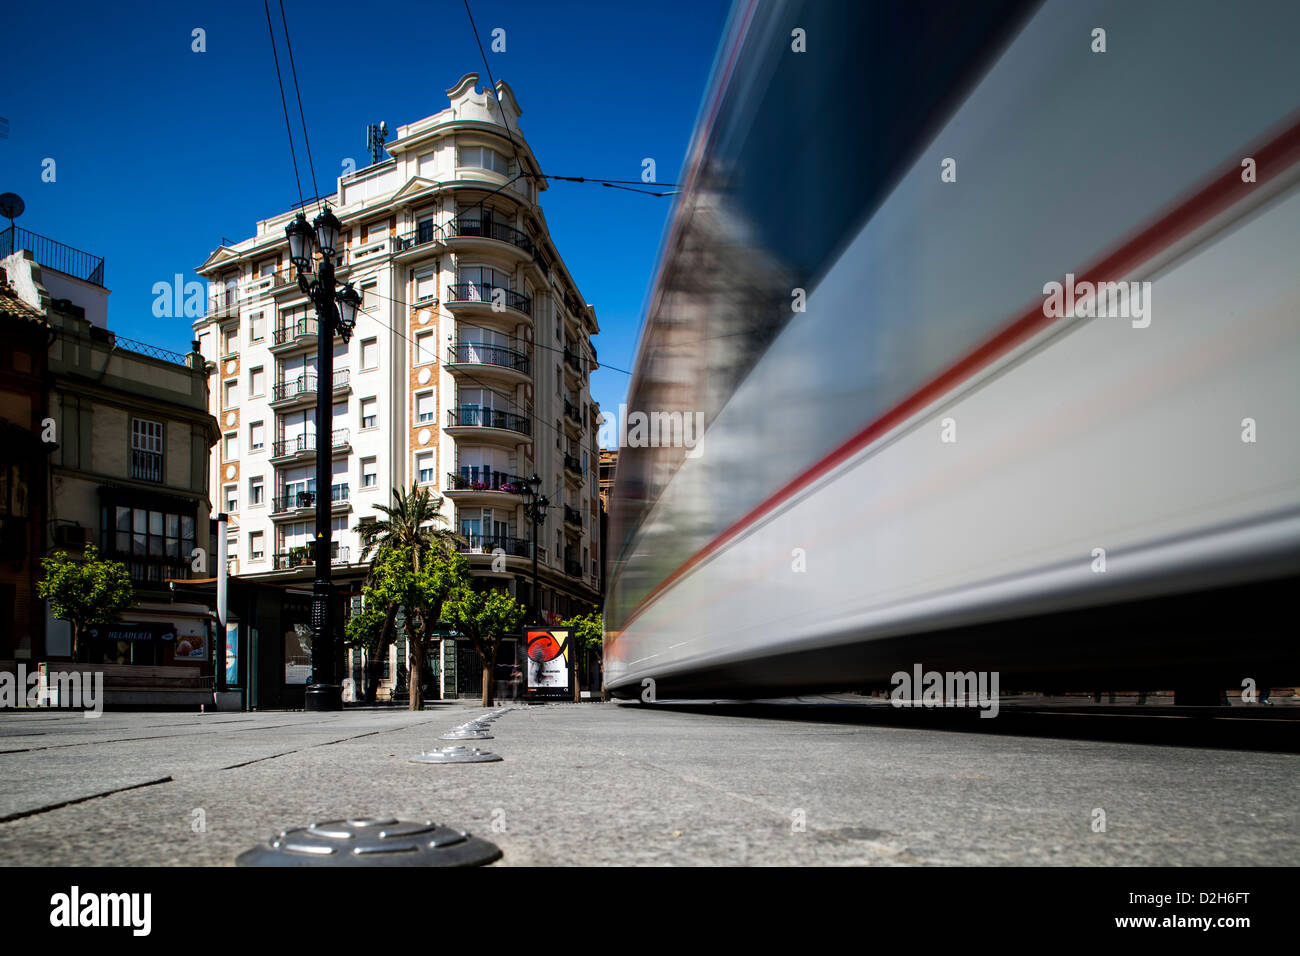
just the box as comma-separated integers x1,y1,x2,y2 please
408,637,425,710
481,640,497,707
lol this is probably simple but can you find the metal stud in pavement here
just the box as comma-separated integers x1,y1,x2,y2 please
440,728,493,740
236,817,501,867
410,746,503,763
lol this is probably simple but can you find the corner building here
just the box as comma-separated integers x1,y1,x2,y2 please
194,74,602,700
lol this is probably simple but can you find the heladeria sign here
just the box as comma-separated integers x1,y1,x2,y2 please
524,628,572,700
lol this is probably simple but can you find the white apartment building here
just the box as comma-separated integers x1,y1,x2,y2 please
193,75,602,695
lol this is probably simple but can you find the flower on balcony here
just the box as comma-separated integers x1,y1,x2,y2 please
471,481,487,490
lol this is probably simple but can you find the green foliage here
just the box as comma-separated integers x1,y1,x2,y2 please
37,545,134,660
445,585,526,661
343,597,388,655
562,606,604,651
355,484,460,569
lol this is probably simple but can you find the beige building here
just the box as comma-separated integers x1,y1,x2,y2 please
2,244,219,664
193,74,602,698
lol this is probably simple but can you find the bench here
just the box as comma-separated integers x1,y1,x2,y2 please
39,663,212,709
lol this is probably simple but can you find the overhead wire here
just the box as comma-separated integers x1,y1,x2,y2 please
262,0,305,210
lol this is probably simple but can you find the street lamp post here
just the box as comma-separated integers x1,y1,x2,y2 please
522,475,549,625
285,208,361,712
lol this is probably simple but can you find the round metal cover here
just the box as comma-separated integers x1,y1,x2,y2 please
440,729,493,740
236,817,501,867
410,746,502,764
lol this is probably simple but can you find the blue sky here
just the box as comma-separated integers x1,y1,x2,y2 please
0,0,730,430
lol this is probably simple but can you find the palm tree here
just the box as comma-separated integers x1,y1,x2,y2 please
352,484,462,702
355,484,460,571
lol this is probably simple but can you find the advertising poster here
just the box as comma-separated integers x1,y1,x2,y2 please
225,623,239,685
524,628,572,700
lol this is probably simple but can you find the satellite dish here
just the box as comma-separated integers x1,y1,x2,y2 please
0,193,24,221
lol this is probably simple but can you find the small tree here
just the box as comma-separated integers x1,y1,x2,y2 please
355,546,470,710
445,585,525,706
562,607,604,700
37,545,134,662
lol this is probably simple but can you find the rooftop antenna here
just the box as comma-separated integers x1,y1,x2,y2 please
366,121,388,166
0,192,24,257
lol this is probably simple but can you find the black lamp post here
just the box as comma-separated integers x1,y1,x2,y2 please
285,207,361,712
521,474,549,625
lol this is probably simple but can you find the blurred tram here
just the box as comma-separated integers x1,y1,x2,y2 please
603,0,1300,702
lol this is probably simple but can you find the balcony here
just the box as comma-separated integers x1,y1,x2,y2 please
270,429,351,463
270,317,318,352
271,484,350,516
446,407,531,446
269,368,351,407
273,546,351,571
457,534,530,559
563,505,583,529
564,398,581,421
444,217,534,263
393,221,444,262
130,449,164,484
563,348,583,377
444,283,532,320
563,453,584,477
445,471,528,496
565,559,583,578
445,343,531,384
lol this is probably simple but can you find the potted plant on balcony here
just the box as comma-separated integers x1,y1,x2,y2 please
289,546,312,567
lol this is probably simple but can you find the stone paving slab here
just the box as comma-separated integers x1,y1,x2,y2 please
0,702,1295,865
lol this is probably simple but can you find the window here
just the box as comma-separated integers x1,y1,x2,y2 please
249,420,265,451
258,259,277,278
224,484,238,513
222,326,238,356
249,366,265,397
223,379,238,409
366,220,387,242
223,432,237,461
250,530,265,561
250,476,265,505
361,398,378,430
458,145,509,174
361,458,378,489
130,418,164,483
414,331,435,365
416,452,434,485
416,391,434,423
361,337,378,370
249,312,265,342
414,270,436,301
103,503,196,582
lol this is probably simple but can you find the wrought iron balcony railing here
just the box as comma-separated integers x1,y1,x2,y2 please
272,317,319,345
563,505,583,527
445,283,532,315
271,429,350,458
446,471,528,494
270,484,349,514
447,407,531,436
130,449,164,483
447,343,530,375
447,217,534,255
563,453,583,475
0,226,105,286
270,368,350,402
274,546,350,570
457,534,530,558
